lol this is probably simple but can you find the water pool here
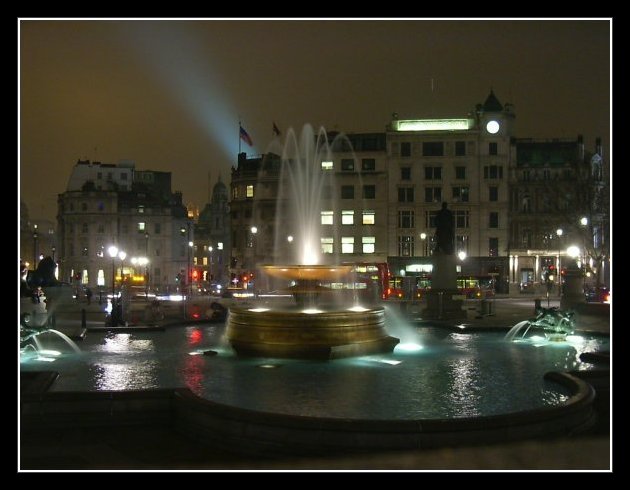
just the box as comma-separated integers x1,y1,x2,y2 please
20,324,608,420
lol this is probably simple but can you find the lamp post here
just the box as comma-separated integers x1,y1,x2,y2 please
556,228,563,297
208,246,213,283
108,246,118,298
250,225,258,271
249,226,258,291
420,232,427,256
118,250,127,285
145,232,150,294
188,240,193,291
33,224,38,269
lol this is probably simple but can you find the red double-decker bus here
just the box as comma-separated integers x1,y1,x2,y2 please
388,274,493,300
318,262,394,302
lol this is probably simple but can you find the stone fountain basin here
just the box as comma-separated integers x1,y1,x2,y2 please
226,305,399,359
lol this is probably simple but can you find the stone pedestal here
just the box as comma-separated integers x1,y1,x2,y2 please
423,289,467,320
560,259,585,310
422,252,466,320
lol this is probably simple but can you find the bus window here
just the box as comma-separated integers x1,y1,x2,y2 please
457,277,482,299
388,276,405,299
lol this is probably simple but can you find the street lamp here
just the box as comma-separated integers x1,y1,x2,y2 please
556,228,563,296
420,232,427,256
108,245,118,298
567,245,580,260
118,250,127,286
144,232,150,293
208,246,213,283
33,224,38,269
250,226,258,270
458,251,467,261
132,257,149,299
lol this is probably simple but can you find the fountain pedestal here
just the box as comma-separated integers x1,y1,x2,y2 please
226,265,399,359
560,258,585,310
227,306,399,360
422,252,466,320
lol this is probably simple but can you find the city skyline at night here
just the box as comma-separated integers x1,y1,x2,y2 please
20,19,611,222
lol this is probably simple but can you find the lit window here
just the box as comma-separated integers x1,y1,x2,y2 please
452,186,469,202
138,205,144,214
203,257,208,266
138,222,146,231
321,237,334,254
342,210,354,225
246,185,254,198
321,210,334,225
362,211,375,225
341,236,354,254
193,257,198,265
217,242,223,250
321,161,333,170
398,236,414,256
362,236,375,254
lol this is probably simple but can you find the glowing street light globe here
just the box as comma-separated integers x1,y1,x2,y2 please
567,246,580,258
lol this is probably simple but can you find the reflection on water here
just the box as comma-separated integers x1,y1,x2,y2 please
447,357,482,417
20,325,606,420
92,360,161,391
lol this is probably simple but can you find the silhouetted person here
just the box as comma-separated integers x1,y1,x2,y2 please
434,202,455,255
85,287,93,305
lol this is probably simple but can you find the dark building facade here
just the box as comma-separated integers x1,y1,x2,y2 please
193,176,231,288
508,136,609,293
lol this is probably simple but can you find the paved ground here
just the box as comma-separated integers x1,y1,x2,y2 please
19,296,611,471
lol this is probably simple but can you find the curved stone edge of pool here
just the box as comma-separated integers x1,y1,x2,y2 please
21,370,599,457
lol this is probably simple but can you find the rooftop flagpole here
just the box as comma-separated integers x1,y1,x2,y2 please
238,116,242,155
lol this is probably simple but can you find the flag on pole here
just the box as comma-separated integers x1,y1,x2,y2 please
239,125,253,146
272,121,281,137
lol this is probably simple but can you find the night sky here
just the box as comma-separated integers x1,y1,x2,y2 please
19,19,610,223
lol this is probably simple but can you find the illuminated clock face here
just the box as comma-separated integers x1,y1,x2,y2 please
486,120,500,134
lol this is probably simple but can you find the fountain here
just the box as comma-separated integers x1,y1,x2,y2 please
505,307,576,342
226,126,399,359
20,126,608,463
20,277,82,360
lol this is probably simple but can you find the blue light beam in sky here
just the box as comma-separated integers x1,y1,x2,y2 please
118,22,257,160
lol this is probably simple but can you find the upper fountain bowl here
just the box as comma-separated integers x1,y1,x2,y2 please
261,264,353,281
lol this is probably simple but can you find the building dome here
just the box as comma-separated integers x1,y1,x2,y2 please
211,177,228,204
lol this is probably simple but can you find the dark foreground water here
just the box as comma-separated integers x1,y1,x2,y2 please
20,324,607,420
